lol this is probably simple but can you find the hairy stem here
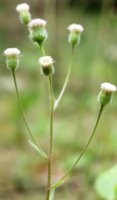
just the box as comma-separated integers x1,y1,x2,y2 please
46,76,55,200
54,47,74,109
51,105,104,189
11,69,47,160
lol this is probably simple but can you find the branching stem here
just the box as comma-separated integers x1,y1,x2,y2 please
51,105,104,189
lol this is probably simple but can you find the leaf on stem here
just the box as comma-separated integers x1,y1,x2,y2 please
28,140,47,160
51,179,64,190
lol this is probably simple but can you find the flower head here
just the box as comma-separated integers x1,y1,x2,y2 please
4,48,20,56
98,82,116,107
39,56,53,66
4,48,21,70
16,3,31,25
28,18,48,46
39,56,54,76
67,23,84,47
28,18,47,29
100,82,116,93
67,24,84,33
16,3,30,12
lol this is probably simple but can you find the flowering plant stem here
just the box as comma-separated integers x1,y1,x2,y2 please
46,76,55,200
54,46,74,110
40,44,46,56
11,69,47,160
51,104,104,189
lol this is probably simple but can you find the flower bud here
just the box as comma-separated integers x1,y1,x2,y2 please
67,24,84,47
28,18,48,46
4,48,21,70
16,3,31,25
98,82,116,107
39,56,54,76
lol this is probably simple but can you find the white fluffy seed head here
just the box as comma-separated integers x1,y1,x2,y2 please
100,82,116,93
4,48,21,56
39,56,54,67
16,3,30,12
29,18,47,29
67,24,84,33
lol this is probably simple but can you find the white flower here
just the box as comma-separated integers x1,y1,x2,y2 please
39,56,54,76
100,82,116,93
29,18,47,29
16,3,31,25
39,56,54,67
98,82,116,106
4,48,21,70
16,3,30,13
67,24,84,33
4,48,20,56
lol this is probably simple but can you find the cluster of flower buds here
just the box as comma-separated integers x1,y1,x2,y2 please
98,82,116,107
4,48,21,70
16,3,31,25
16,3,48,46
4,3,117,107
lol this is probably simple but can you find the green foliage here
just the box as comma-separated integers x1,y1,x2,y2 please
95,165,117,200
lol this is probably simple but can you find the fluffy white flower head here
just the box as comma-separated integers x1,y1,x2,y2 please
101,82,116,93
4,48,20,56
29,18,47,29
16,3,30,12
67,24,84,33
39,56,54,67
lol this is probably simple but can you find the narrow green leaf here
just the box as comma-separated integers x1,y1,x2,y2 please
28,140,47,160
49,189,55,200
51,179,64,190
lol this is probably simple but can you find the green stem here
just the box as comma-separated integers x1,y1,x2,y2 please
46,76,55,200
51,105,104,189
40,44,46,56
54,47,74,110
11,69,47,160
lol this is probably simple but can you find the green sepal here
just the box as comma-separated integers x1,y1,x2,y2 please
20,11,31,25
68,32,81,47
30,28,47,46
41,65,55,76
6,57,19,70
98,91,112,107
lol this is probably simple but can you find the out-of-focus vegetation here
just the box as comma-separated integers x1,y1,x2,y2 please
95,165,117,200
0,0,117,199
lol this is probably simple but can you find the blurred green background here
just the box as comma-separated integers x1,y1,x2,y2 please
0,0,117,199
